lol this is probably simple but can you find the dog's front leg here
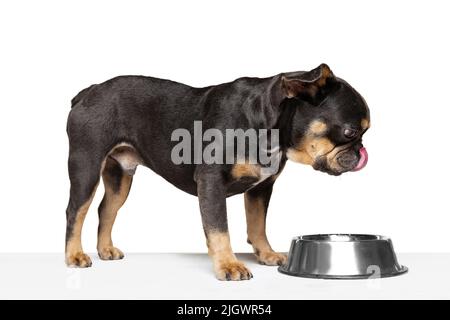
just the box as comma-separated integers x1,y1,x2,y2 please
196,167,253,281
245,181,287,266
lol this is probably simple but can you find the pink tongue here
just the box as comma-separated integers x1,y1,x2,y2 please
352,147,368,171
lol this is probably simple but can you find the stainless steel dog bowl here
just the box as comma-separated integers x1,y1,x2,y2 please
278,234,408,279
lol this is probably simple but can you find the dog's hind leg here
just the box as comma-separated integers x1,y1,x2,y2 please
96,156,133,260
65,151,103,268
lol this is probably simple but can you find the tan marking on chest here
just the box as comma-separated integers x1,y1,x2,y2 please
231,163,261,179
231,163,276,187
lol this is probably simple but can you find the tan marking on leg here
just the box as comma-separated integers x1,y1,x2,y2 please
65,182,99,268
231,163,261,180
207,231,252,281
244,194,287,266
97,161,132,260
361,118,370,130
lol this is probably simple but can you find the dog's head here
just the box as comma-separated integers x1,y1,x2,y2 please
279,64,370,175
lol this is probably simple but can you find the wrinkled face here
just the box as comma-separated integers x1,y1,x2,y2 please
281,65,370,175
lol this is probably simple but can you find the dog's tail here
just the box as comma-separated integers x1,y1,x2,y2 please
71,84,96,108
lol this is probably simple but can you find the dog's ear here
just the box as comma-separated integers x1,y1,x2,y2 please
281,63,334,99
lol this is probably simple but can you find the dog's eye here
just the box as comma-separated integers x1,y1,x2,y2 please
344,128,358,139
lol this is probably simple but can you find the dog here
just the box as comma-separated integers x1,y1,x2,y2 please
65,64,370,280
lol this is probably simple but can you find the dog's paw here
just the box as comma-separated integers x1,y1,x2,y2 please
98,246,124,260
257,251,287,266
214,260,253,281
66,252,92,268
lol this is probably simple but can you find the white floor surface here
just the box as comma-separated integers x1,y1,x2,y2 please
0,253,448,299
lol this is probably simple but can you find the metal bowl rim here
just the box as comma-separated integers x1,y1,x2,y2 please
293,233,390,243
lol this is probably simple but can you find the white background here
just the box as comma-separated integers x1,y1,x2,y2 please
0,0,448,254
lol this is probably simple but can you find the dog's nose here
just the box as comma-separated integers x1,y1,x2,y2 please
337,152,358,169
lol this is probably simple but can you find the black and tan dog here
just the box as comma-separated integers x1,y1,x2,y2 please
65,64,370,280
